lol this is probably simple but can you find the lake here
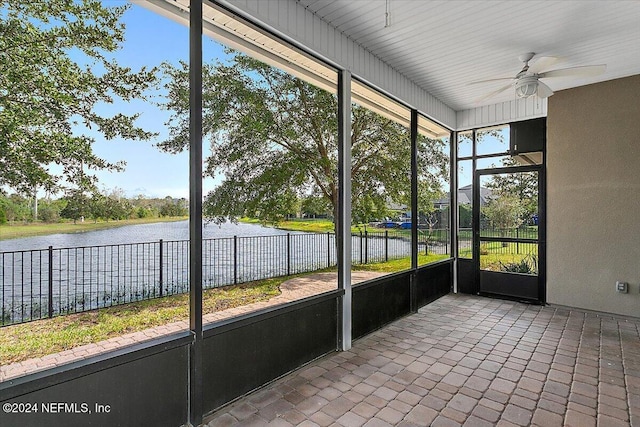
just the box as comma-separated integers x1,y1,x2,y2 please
0,220,302,252
0,221,412,325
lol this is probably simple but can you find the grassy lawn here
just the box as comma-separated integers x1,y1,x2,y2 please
241,217,336,233
240,218,449,243
241,217,392,234
0,277,282,365
0,216,188,241
353,253,449,272
459,241,538,273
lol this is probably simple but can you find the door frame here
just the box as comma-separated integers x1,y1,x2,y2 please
473,164,546,304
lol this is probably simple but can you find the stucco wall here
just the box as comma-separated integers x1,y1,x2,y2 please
547,75,640,317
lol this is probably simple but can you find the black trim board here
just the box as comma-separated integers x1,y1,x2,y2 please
352,271,411,340
202,293,340,412
1,332,192,400
479,270,539,302
1,344,188,427
416,260,453,308
457,259,476,295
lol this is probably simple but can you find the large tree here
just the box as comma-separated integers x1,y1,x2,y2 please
0,0,157,194
160,53,448,227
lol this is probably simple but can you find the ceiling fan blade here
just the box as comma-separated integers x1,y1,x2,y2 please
528,56,558,74
539,64,606,79
467,77,514,86
474,83,513,104
536,81,554,99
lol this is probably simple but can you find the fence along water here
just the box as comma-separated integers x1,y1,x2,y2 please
1,230,449,326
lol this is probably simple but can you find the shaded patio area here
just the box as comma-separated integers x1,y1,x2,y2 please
204,294,640,427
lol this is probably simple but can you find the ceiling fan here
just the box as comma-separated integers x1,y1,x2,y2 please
470,52,606,103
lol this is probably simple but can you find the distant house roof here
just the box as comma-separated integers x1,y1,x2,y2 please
433,185,493,207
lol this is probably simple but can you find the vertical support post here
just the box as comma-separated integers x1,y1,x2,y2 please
286,233,291,276
159,239,164,297
233,236,238,285
410,109,418,312
450,131,458,293
472,129,481,295
48,246,53,318
337,69,352,351
385,230,389,262
188,0,203,424
359,231,363,264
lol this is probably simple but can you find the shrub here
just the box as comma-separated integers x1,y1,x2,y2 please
499,254,538,275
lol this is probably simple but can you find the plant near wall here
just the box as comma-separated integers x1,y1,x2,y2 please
499,254,538,275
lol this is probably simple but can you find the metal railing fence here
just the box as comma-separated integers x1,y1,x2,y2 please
1,229,450,326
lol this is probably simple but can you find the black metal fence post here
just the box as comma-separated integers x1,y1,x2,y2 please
327,232,331,268
233,236,238,285
364,230,368,264
359,231,363,264
48,245,53,318
385,230,389,262
286,233,291,276
159,239,164,297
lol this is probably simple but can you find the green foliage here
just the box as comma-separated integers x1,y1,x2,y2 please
136,206,151,218
60,190,88,223
37,199,64,223
481,195,526,232
160,53,448,227
0,193,32,222
352,194,390,228
499,254,538,275
104,192,133,220
458,203,472,228
486,157,538,219
0,0,157,194
301,195,331,218
159,197,188,217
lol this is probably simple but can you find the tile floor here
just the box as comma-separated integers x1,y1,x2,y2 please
203,294,640,427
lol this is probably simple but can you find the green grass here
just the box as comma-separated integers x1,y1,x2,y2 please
240,218,449,242
459,240,538,272
0,277,282,365
0,216,188,241
353,253,449,273
240,217,336,233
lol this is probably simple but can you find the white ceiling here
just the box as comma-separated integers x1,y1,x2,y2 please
296,0,640,111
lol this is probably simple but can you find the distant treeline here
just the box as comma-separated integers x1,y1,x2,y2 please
0,189,188,224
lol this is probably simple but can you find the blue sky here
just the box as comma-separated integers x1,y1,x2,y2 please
83,2,227,198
